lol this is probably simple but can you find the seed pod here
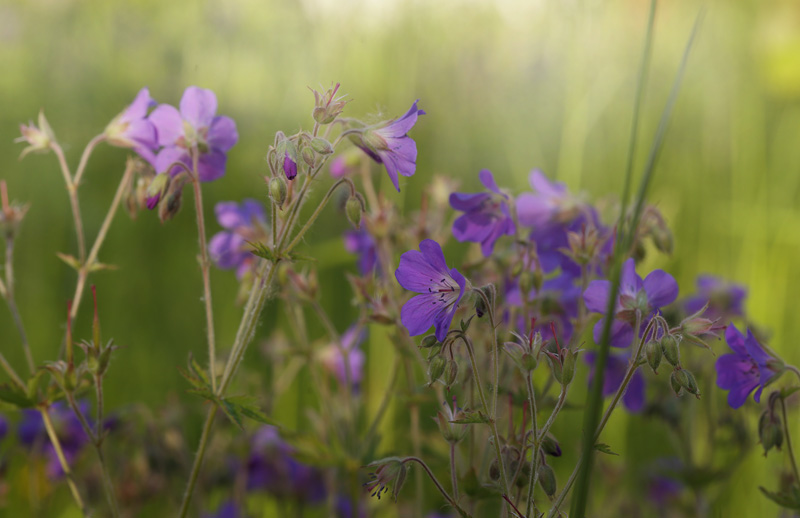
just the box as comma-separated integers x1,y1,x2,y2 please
670,369,687,397
428,356,446,385
645,339,662,373
444,360,459,387
661,335,680,366
538,463,557,496
420,335,439,348
345,196,363,229
268,176,288,207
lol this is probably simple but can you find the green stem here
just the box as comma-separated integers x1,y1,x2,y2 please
450,442,459,500
780,397,800,486
178,406,218,518
402,457,470,517
3,234,35,374
284,177,355,254
40,407,87,516
524,374,540,517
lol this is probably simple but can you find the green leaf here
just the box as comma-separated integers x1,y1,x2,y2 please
0,383,36,408
759,485,800,510
594,443,619,456
225,395,278,426
219,397,245,430
248,241,277,262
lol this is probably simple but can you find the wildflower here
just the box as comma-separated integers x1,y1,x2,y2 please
684,274,746,320
353,100,425,192
583,258,678,347
209,199,268,278
330,148,361,178
319,326,366,390
516,170,585,228
434,397,468,444
364,457,407,501
149,86,238,183
395,239,466,342
15,110,56,159
449,169,516,256
583,350,646,412
506,272,580,345
715,324,783,409
344,228,378,275
18,402,91,479
104,87,159,163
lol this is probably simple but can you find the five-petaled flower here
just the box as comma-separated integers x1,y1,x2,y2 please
583,258,678,347
209,199,268,278
149,86,238,182
715,324,782,409
353,100,424,192
104,87,159,164
684,274,747,321
449,169,516,256
395,239,466,342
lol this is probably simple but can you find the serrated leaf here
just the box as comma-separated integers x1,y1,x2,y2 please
225,395,277,426
188,355,210,387
594,443,619,456
219,398,245,430
0,383,36,408
248,241,277,262
760,485,800,510
178,367,209,392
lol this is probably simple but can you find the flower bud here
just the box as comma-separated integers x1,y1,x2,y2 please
310,137,334,155
145,173,170,210
489,460,501,481
661,335,680,366
420,335,439,348
15,110,56,159
311,83,349,125
345,196,363,229
758,410,783,456
670,369,687,397
428,356,446,385
158,177,186,223
276,137,298,180
538,463,557,497
268,176,287,207
518,271,534,298
301,147,315,167
678,369,700,398
444,360,459,387
561,350,576,386
645,339,662,373
516,463,532,488
541,434,562,457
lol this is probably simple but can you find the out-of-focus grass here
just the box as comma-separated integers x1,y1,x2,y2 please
1,0,799,515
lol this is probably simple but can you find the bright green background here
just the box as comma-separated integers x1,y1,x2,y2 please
1,0,799,516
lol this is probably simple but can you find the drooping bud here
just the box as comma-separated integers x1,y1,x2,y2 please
145,173,170,210
661,335,680,366
310,137,334,155
444,359,459,387
268,176,288,207
420,335,439,349
301,147,315,167
434,397,468,444
345,196,363,229
560,349,577,386
158,176,186,223
538,463,557,497
364,457,407,501
428,356,446,385
489,460,501,481
670,369,687,397
645,339,662,373
541,434,562,457
276,136,298,180
759,401,783,456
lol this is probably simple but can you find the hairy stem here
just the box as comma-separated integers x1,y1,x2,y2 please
402,457,470,517
40,407,87,516
178,406,218,518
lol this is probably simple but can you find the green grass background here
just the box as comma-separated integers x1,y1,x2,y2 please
1,0,799,515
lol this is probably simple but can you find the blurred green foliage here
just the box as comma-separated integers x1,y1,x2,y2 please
1,0,800,516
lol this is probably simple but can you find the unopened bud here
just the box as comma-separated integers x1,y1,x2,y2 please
518,271,534,298
276,137,298,180
645,339,662,373
560,350,576,386
310,137,334,155
444,360,459,387
759,410,783,456
301,147,315,167
679,369,700,398
268,176,287,207
145,173,170,210
541,434,562,457
489,460,501,481
345,196,363,229
661,335,680,366
538,463,557,496
670,369,687,397
420,335,439,348
428,356,446,385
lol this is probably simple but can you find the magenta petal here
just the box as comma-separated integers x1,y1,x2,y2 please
215,202,243,229
208,115,238,152
197,150,228,182
180,86,218,129
126,119,158,151
643,270,679,309
516,192,553,228
149,104,184,146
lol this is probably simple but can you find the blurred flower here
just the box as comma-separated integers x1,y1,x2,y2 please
364,457,407,501
330,148,362,179
684,275,746,320
335,495,366,518
319,326,366,390
449,169,516,256
104,87,159,163
506,272,580,345
209,199,268,279
647,475,684,506
149,86,238,182
18,402,92,479
584,350,646,412
395,239,466,342
583,258,678,347
353,100,425,192
716,324,782,409
516,170,584,228
246,426,326,503
203,501,240,518
0,413,7,442
15,110,56,159
344,228,378,275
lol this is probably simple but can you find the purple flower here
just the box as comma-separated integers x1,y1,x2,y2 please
0,414,7,442
647,476,683,506
104,87,159,163
344,228,378,275
506,272,580,345
715,324,782,409
395,240,467,342
18,402,92,479
320,326,366,390
354,100,425,192
516,170,584,228
149,86,238,182
684,275,746,320
209,199,267,278
203,501,240,518
584,350,646,413
449,169,516,256
247,426,326,503
583,258,678,347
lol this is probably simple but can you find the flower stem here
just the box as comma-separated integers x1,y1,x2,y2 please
178,405,218,518
780,397,800,486
524,374,541,517
462,335,511,499
190,151,217,393
450,442,460,500
402,457,471,517
3,234,35,374
39,406,87,516
284,177,355,254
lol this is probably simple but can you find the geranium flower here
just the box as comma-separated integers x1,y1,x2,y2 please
449,169,516,256
395,239,466,342
319,326,366,390
18,402,92,479
684,274,746,320
583,258,678,347
353,100,424,192
516,170,584,228
208,199,267,278
716,324,782,408
104,87,159,163
344,228,378,275
584,350,646,412
149,86,238,182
